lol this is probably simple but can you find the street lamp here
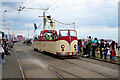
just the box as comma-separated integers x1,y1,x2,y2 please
3,10,7,34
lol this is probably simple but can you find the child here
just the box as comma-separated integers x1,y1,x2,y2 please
112,48,116,62
107,46,110,55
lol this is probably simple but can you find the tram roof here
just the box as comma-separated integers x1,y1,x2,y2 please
41,29,57,33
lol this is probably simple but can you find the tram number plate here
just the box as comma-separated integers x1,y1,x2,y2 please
69,52,72,55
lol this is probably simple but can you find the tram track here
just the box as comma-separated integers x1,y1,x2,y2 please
47,64,86,80
31,50,113,78
14,47,65,80
32,53,85,80
29,50,109,79
62,60,111,78
18,44,117,79
13,48,26,80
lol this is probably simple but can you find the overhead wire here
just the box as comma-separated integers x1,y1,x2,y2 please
14,0,35,30
22,0,34,9
53,18,74,25
47,0,60,11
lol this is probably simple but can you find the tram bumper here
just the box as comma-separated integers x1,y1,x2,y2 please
56,52,78,56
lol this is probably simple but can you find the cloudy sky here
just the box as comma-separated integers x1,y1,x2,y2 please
0,0,119,42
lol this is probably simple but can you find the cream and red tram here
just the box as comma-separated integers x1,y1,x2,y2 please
33,29,78,58
33,16,78,58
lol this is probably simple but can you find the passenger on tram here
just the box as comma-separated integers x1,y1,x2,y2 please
49,35,53,40
53,32,58,39
44,33,49,40
54,34,58,39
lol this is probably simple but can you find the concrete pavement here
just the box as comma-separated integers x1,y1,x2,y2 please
0,66,2,80
2,48,22,79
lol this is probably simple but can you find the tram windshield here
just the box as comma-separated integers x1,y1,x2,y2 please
60,30,77,37
70,31,77,37
60,31,68,36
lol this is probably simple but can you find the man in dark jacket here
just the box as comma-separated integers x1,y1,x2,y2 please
100,39,104,59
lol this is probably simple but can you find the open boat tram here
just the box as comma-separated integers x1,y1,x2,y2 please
33,16,79,58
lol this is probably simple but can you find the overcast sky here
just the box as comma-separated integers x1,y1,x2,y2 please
0,0,119,42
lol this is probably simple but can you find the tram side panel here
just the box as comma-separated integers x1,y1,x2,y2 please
33,41,56,54
33,41,39,50
41,41,56,54
33,40,78,56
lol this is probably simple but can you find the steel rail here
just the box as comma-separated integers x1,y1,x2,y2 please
13,49,25,80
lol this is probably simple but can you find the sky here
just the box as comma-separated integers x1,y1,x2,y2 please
0,0,119,42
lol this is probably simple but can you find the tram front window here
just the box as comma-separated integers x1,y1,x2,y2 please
60,31,68,36
60,30,77,37
70,31,77,37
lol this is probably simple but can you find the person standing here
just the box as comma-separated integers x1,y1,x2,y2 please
86,39,92,57
104,44,108,60
96,40,99,52
118,43,120,50
100,39,104,59
82,39,86,55
1,39,6,62
110,41,116,61
92,38,97,59
0,41,4,67
78,39,82,53
78,39,81,54
112,48,116,62
106,40,110,48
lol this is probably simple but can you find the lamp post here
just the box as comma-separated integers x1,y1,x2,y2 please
3,10,7,36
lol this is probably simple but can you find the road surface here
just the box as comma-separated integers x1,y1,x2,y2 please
12,42,118,79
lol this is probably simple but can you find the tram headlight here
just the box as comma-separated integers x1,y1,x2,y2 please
61,45,65,51
74,44,77,51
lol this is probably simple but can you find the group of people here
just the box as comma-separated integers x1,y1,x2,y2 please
0,39,12,67
78,36,119,62
44,32,58,40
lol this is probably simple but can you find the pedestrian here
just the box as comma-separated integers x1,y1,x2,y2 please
116,43,118,50
86,39,92,57
104,44,108,60
118,43,120,50
106,40,110,48
96,40,99,52
78,39,82,53
1,39,6,62
112,48,116,62
82,39,86,55
100,39,104,59
92,38,97,59
110,41,116,61
0,40,4,67
78,39,81,54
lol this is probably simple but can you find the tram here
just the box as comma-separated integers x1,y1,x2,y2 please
33,17,78,58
